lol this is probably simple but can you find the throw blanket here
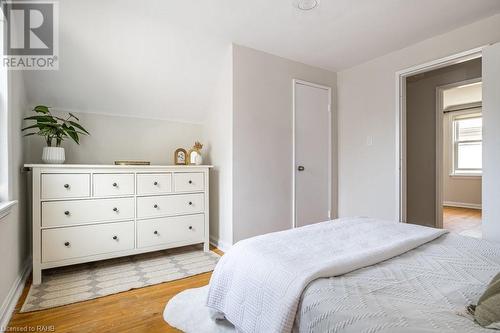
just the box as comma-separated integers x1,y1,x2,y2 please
206,217,447,333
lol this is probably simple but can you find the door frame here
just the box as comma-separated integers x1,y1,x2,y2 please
292,79,332,228
435,78,482,228
396,47,483,223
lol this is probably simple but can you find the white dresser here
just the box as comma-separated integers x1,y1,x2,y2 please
25,164,211,285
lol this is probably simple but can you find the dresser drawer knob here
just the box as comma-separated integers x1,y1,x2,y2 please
64,184,70,189
113,207,118,212
64,241,70,247
188,226,193,230
154,230,159,235
112,182,118,187
64,211,70,216
188,201,193,206
153,204,159,209
112,235,118,240
153,181,158,186
188,180,193,184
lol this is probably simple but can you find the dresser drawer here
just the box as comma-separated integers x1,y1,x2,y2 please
93,173,134,197
41,221,134,263
174,172,204,192
41,174,90,200
137,214,204,248
137,193,204,219
42,198,134,228
137,173,172,195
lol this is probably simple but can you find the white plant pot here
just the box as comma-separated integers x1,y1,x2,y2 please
42,147,65,164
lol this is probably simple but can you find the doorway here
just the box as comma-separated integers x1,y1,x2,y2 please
293,79,332,228
397,43,500,243
438,79,482,237
403,58,481,229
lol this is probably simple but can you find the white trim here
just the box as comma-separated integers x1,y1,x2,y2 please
443,201,482,210
0,201,17,221
292,79,333,228
209,236,231,253
449,173,482,178
396,47,484,223
0,258,31,332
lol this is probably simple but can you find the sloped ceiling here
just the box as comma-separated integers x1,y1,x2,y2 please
23,0,500,122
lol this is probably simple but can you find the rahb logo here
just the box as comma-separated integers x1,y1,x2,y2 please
1,1,59,70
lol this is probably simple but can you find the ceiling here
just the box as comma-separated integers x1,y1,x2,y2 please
23,0,500,122
160,0,500,71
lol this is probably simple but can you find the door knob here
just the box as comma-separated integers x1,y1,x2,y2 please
297,166,305,171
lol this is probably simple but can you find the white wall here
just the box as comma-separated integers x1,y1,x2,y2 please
24,111,203,165
443,84,482,109
232,45,337,242
482,42,500,242
203,44,233,250
338,14,500,220
0,71,29,327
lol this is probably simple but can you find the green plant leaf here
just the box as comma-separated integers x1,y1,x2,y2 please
24,115,57,123
62,124,79,144
21,124,43,131
66,128,79,144
33,105,50,114
24,106,88,146
67,121,89,134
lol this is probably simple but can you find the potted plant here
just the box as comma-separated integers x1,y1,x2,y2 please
22,105,90,164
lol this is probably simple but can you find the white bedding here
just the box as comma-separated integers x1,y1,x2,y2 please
206,217,446,333
294,233,500,332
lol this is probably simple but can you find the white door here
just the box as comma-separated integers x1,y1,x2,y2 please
482,43,500,242
294,80,331,228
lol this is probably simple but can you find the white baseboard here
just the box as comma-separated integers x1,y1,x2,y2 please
209,236,232,253
0,258,31,332
443,201,482,210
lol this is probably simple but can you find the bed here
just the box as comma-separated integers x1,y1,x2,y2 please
164,218,500,333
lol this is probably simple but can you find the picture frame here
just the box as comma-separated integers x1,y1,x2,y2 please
174,148,187,165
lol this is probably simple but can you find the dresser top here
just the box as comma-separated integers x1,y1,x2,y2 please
24,164,213,169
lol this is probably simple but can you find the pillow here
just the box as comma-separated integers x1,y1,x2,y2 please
469,273,500,329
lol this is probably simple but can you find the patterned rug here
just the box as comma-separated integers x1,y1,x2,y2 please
21,245,220,312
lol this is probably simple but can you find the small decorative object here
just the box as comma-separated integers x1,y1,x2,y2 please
188,141,203,165
114,160,151,166
22,105,90,164
174,148,187,165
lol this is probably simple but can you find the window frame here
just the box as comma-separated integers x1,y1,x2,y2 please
450,108,482,177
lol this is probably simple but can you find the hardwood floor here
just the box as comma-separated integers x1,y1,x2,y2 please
7,248,223,333
443,206,482,238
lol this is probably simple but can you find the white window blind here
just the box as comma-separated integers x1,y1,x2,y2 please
452,111,482,174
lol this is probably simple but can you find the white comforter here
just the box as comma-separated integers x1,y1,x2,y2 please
206,217,446,333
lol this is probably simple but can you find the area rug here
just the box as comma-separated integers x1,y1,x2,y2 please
164,285,235,333
21,245,220,312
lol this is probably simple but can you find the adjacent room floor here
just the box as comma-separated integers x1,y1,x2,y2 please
443,206,482,238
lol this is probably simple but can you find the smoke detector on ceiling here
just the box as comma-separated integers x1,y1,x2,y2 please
293,0,319,11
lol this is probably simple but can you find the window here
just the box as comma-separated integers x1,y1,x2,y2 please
452,110,482,175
